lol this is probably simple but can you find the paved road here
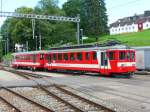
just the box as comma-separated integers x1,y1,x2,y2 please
0,70,24,81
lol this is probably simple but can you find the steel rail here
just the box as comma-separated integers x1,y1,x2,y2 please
1,67,50,79
54,85,115,112
38,85,84,112
0,96,22,112
2,87,55,112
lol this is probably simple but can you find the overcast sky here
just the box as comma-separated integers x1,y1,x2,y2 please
0,0,150,26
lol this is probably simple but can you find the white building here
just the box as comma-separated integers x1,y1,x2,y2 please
109,11,150,35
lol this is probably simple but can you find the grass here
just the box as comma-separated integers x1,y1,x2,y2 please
85,29,150,46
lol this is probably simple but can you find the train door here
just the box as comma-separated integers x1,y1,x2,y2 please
33,54,36,63
46,53,52,70
101,52,108,74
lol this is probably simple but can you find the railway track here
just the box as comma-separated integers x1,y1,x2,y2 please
0,87,54,112
0,96,21,112
0,66,115,112
10,85,114,112
1,67,50,79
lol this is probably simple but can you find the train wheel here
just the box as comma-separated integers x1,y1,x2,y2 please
33,67,36,72
44,68,48,72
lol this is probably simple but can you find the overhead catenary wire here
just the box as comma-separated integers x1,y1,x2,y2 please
108,0,141,10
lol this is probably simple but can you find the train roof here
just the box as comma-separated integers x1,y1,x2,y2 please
12,42,135,55
48,45,134,53
132,46,150,50
48,41,134,52
12,50,47,55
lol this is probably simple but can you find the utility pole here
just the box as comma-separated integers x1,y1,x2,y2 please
6,38,9,53
5,40,6,54
39,33,41,50
32,19,35,39
26,41,28,51
80,29,83,44
77,14,80,45
0,0,2,17
35,36,37,51
0,0,2,36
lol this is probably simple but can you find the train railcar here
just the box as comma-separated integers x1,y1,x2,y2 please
12,51,47,70
133,46,150,71
45,45,136,76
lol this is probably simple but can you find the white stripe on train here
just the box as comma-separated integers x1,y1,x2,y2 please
117,62,136,67
46,63,111,69
13,62,40,66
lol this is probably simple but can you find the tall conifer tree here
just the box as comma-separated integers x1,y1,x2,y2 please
81,0,108,39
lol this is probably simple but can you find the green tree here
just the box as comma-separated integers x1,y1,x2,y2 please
1,7,34,51
1,0,77,52
34,0,76,47
81,0,108,39
63,0,108,41
62,0,81,17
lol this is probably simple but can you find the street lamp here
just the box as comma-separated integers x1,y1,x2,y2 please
35,35,38,51
80,29,83,44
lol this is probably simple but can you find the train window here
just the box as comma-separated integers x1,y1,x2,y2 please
119,51,126,60
93,52,97,60
70,53,75,60
53,54,57,60
64,53,68,60
131,52,135,60
33,54,36,63
58,53,62,60
127,52,130,60
85,52,90,60
77,53,82,60
109,52,114,60
46,54,51,61
40,53,44,60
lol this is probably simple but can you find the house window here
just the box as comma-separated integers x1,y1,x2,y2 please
133,26,134,29
146,24,149,27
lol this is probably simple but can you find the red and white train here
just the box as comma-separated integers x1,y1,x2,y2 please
12,45,136,76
